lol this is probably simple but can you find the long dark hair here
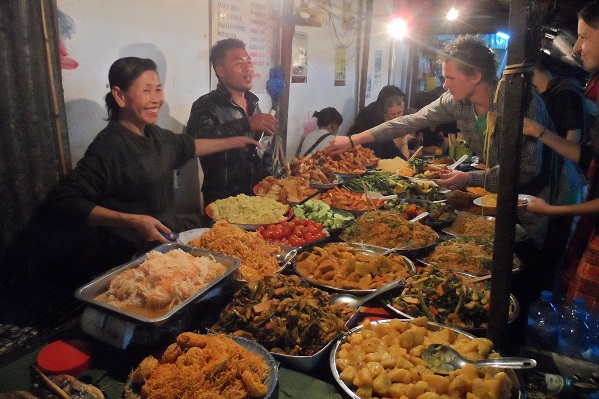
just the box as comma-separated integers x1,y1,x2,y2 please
312,107,343,128
105,57,158,121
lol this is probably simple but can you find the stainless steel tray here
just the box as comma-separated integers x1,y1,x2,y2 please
330,319,523,399
294,243,416,295
74,242,240,325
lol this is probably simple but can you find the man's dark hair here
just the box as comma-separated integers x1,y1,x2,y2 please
209,38,246,76
439,35,498,84
579,1,599,30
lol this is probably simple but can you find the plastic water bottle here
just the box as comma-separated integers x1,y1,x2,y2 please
558,297,592,360
527,290,559,351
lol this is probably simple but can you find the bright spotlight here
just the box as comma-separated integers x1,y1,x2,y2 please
496,31,510,40
388,18,408,39
447,7,459,21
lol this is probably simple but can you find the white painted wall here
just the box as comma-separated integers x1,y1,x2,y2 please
58,0,395,165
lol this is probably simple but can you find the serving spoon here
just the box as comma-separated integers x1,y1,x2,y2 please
362,191,398,200
329,279,405,309
448,154,469,171
422,344,537,375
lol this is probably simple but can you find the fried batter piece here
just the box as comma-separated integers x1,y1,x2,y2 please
176,332,209,348
130,356,159,386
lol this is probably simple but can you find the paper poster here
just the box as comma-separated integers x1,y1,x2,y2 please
374,50,382,83
334,47,346,86
292,31,308,83
211,0,275,92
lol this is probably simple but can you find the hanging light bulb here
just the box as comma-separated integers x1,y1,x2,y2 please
447,7,459,21
388,18,408,39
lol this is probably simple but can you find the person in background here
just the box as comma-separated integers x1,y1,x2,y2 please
40,57,261,285
294,107,343,157
523,0,599,311
363,95,413,159
410,90,457,156
347,85,406,135
533,50,592,144
186,38,276,207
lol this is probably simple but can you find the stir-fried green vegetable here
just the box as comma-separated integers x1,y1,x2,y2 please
212,274,354,356
390,266,500,329
342,171,404,195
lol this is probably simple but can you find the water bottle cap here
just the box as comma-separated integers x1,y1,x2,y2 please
540,290,554,301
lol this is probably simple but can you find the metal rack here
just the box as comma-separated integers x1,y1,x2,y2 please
0,280,83,365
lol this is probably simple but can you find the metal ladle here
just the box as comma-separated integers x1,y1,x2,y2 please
329,279,405,309
422,344,537,375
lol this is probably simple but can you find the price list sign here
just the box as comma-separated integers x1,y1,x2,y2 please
211,0,275,92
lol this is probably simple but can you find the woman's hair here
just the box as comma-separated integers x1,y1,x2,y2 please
384,95,405,112
375,86,406,111
105,57,158,121
579,1,599,30
312,107,343,128
439,35,498,84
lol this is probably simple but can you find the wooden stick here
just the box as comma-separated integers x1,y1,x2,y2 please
466,274,492,283
408,146,423,162
32,366,72,399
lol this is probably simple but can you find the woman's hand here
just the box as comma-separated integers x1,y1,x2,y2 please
129,214,175,243
522,117,544,138
524,196,551,214
436,171,470,191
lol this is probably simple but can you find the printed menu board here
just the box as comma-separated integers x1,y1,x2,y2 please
211,0,276,92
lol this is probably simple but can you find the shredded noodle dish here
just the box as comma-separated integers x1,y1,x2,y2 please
188,221,281,281
127,333,270,399
341,210,438,249
104,249,226,311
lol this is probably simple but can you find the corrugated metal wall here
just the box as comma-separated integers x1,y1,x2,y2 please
0,0,69,259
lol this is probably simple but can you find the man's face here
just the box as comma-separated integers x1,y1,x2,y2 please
216,47,254,93
442,60,480,101
384,104,404,120
574,19,599,71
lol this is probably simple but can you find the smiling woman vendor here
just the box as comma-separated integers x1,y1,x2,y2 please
43,57,260,283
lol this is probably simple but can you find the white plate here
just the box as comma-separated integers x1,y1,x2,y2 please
473,194,530,208
178,228,210,244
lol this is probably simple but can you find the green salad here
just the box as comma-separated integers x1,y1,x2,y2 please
293,199,354,230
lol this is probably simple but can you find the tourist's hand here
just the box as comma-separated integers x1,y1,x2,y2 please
436,171,470,191
324,136,352,155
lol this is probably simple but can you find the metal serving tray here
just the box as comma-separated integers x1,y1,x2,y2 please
74,242,240,325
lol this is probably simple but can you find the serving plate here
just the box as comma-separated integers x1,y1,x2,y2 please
205,202,293,230
473,194,531,208
294,242,416,295
74,243,240,325
124,335,278,399
381,268,520,334
330,319,523,399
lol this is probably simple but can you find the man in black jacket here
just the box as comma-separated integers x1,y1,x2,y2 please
186,38,275,207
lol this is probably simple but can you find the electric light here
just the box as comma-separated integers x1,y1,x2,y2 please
388,18,408,39
447,7,459,21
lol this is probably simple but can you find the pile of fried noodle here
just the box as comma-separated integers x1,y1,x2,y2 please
128,333,270,399
188,221,281,281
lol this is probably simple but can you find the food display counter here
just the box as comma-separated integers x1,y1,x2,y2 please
0,151,530,398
